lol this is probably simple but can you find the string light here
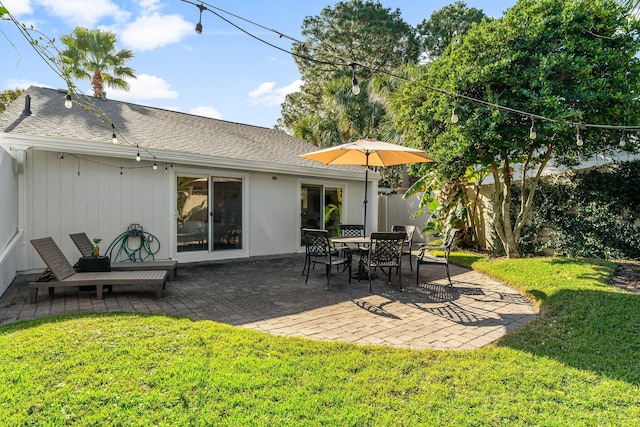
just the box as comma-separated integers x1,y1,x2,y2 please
619,130,626,147
120,167,123,175
153,162,158,170
529,117,536,140
350,62,360,95
576,127,584,147
136,145,141,162
195,3,206,34
64,93,72,109
451,107,459,124
111,123,118,144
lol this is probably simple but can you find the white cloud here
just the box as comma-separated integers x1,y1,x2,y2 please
107,74,177,101
248,79,302,107
4,78,50,90
2,0,33,15
120,13,193,51
190,106,222,119
35,0,129,27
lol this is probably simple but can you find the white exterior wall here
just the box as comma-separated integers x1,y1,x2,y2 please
20,149,373,272
24,150,172,271
0,146,20,295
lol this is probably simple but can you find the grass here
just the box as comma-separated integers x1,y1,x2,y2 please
1,256,639,425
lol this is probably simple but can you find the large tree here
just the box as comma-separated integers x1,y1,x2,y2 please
416,1,487,62
279,0,420,146
60,27,135,98
394,0,640,258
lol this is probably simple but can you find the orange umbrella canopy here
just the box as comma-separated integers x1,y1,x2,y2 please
301,138,433,237
300,138,433,167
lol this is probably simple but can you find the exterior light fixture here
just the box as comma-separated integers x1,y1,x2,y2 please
64,93,72,109
451,107,459,124
576,128,583,147
195,4,205,34
529,117,536,140
349,62,360,95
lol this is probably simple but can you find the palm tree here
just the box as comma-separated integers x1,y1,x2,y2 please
60,27,135,98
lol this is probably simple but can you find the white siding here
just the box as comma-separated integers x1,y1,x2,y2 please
20,150,372,271
0,147,19,295
25,150,172,271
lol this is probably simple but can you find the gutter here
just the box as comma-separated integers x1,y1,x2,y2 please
0,134,379,181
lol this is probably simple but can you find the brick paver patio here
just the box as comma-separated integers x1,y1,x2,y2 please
0,254,537,350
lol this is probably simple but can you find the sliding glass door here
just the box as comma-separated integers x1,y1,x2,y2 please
300,184,342,244
177,174,243,253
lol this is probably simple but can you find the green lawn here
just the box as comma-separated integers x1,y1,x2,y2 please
1,256,638,425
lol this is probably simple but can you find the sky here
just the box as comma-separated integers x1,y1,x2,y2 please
0,0,517,129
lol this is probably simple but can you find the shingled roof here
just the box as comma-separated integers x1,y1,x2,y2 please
0,86,363,177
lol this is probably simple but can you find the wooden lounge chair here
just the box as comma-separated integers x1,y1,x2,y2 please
29,237,168,303
70,232,178,280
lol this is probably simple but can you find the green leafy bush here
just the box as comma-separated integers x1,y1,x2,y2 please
525,161,640,259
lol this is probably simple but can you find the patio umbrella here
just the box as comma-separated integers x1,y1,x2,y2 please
300,138,433,236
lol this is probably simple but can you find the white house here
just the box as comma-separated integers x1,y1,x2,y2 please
0,86,380,296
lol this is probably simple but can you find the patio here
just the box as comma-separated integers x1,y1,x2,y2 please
0,254,536,350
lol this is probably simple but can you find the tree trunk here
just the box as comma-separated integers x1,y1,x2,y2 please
92,71,104,98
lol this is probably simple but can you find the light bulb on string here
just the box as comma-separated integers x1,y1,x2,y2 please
576,128,584,147
529,117,536,140
350,62,360,95
136,145,141,162
111,123,118,144
120,167,123,176
451,107,459,124
619,130,626,148
64,93,72,109
195,4,205,34
153,162,158,170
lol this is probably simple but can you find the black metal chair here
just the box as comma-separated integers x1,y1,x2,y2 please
391,225,416,271
302,228,352,290
341,224,364,237
335,224,365,257
362,232,405,292
416,228,459,287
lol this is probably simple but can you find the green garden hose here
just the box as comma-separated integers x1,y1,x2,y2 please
105,224,161,262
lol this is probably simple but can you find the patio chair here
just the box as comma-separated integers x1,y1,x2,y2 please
391,225,416,271
302,228,352,290
336,224,367,258
416,228,459,287
29,237,168,303
70,232,178,279
340,224,364,237
362,232,405,292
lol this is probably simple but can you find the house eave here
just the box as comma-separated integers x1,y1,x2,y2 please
0,134,376,181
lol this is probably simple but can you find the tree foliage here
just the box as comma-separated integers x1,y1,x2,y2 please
416,1,487,62
394,0,640,258
0,88,24,114
60,27,135,98
279,0,420,150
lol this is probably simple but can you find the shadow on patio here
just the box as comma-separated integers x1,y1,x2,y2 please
0,253,537,350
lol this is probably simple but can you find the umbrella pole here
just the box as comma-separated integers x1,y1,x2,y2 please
363,153,369,236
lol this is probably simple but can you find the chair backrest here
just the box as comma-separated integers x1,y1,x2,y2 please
369,232,405,263
392,225,415,245
442,228,459,258
70,232,94,257
341,224,364,237
302,228,332,257
30,237,77,280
